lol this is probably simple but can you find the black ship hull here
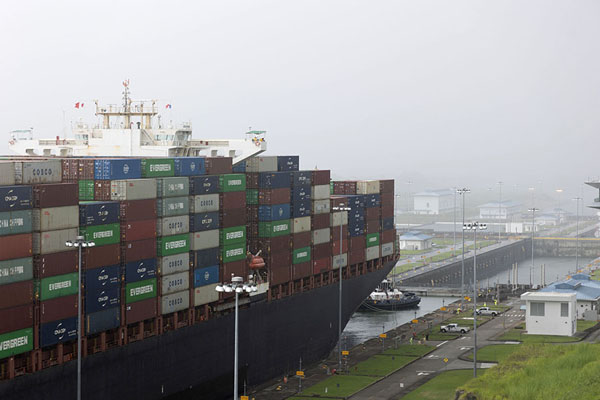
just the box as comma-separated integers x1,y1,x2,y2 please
359,295,421,311
0,261,394,400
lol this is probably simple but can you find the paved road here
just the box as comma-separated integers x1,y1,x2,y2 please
349,303,525,400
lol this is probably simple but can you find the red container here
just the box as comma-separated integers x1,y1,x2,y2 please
0,304,33,335
366,207,380,221
379,180,395,194
350,236,366,250
331,225,348,241
246,173,259,189
78,159,95,180
221,260,247,281
35,250,78,278
33,183,79,208
312,243,332,260
61,159,79,182
40,294,78,324
0,233,32,261
258,188,290,205
332,181,357,195
366,219,380,234
220,192,246,210
349,249,365,265
311,170,330,186
94,180,111,201
330,196,349,208
312,257,331,274
331,238,348,255
382,230,395,244
292,262,312,280
267,251,291,270
0,280,34,309
254,236,291,257
205,157,232,175
332,182,345,195
121,219,157,242
125,297,157,325
311,214,330,230
83,243,121,269
122,239,156,263
292,232,311,249
381,203,393,218
380,192,394,206
220,208,246,228
120,199,158,222
270,265,291,285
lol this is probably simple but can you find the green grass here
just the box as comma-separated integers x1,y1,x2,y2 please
401,249,430,255
591,269,600,281
403,369,483,400
382,344,434,357
350,355,416,376
427,331,460,341
292,375,377,398
432,238,455,246
392,263,419,274
465,344,521,362
497,327,581,343
577,319,598,332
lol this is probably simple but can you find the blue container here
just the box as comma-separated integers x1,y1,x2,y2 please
79,201,120,227
349,227,365,237
40,316,78,348
125,258,157,283
85,285,120,314
85,264,121,293
365,194,381,208
277,156,299,172
291,171,311,187
348,210,365,221
258,204,291,221
192,248,220,269
291,185,311,203
258,172,291,189
0,186,32,212
190,175,220,195
173,157,206,176
291,200,311,218
341,195,365,209
189,212,220,232
86,307,120,335
194,265,219,287
94,159,142,180
382,217,394,231
232,161,246,173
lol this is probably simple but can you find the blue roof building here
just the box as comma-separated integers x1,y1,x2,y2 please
540,274,600,316
399,231,432,251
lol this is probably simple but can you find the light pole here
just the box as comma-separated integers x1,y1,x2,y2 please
65,236,95,400
497,181,503,243
332,205,351,371
216,276,258,400
453,188,457,257
573,197,582,273
556,189,564,222
457,188,470,307
528,208,539,286
463,221,487,378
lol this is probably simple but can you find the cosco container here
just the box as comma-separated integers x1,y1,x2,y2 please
125,297,157,325
194,283,219,306
125,278,157,304
125,258,157,283
39,272,78,301
292,247,311,264
312,199,330,215
259,171,291,189
33,183,78,208
221,243,246,263
292,216,311,233
121,219,157,242
173,157,206,176
119,199,157,222
40,294,77,324
156,177,190,198
246,156,278,172
312,228,330,245
157,196,189,217
190,175,219,195
83,243,120,269
79,223,120,246
0,233,32,261
32,205,78,231
86,307,120,335
94,159,142,180
189,193,219,213
16,160,62,184
157,215,190,236
357,180,380,194
258,220,291,237
189,212,219,232
40,316,77,348
194,265,219,287
381,242,394,257
157,233,189,257
366,233,380,247
220,226,246,246
0,210,32,236
366,245,380,261
0,185,32,212
111,179,157,201
85,264,120,292
141,158,175,178
0,257,33,286
0,304,33,335
157,252,190,276
0,328,33,359
258,204,290,221
33,228,78,255
0,162,16,186
291,199,311,218
79,201,120,227
85,285,120,313
332,253,348,269
190,229,219,251
160,271,189,295
161,290,189,315
191,248,219,269
276,155,299,172
219,174,246,192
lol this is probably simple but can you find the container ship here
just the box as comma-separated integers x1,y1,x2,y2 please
0,86,397,400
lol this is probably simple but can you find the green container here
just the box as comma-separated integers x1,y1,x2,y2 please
330,181,334,195
157,196,190,217
366,233,380,248
246,189,258,205
220,226,246,246
219,174,246,192
0,210,32,236
80,223,120,246
39,272,78,300
258,220,291,238
125,278,157,304
79,180,95,201
157,233,190,257
221,243,246,263
156,177,190,198
141,159,175,178
0,257,33,286
293,247,311,264
0,328,33,360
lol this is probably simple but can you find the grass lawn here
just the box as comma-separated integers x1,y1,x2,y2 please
401,249,430,255
577,319,598,332
382,344,434,357
403,369,483,400
591,269,600,281
497,328,581,343
350,354,416,377
432,238,455,246
292,375,377,398
427,330,460,341
465,344,520,362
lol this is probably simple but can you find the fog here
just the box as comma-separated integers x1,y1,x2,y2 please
2,1,599,212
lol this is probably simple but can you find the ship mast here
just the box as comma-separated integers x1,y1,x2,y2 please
95,80,158,129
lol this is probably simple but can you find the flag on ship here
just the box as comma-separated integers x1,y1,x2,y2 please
165,104,172,109
75,102,84,108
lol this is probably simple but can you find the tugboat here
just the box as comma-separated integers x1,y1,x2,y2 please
360,279,421,311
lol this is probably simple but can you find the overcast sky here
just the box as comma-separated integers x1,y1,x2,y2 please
1,1,599,210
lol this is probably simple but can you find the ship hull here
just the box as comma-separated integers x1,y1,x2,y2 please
0,261,394,400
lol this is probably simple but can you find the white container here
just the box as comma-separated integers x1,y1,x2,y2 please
111,179,157,201
332,253,348,270
292,216,311,233
245,156,278,173
16,160,62,184
33,228,78,255
161,290,190,315
0,162,17,186
157,215,190,236
357,180,380,194
312,228,330,245
330,211,348,227
157,253,190,276
161,271,189,295
156,177,190,198
312,199,330,215
190,229,220,251
381,242,394,257
189,194,220,213
311,185,330,200
366,246,380,261
194,283,219,306
32,205,79,231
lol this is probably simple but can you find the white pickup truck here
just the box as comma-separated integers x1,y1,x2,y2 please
476,307,499,316
440,323,470,334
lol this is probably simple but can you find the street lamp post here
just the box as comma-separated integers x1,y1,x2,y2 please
65,236,95,400
216,276,258,400
463,222,487,378
332,205,351,371
528,208,539,286
457,188,470,307
497,181,503,243
573,197,582,273
453,188,457,257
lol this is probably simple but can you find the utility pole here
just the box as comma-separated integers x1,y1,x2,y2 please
498,181,503,243
573,197,582,273
457,188,470,308
528,208,539,286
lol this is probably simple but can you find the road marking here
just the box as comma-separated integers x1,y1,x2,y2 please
417,371,435,376
436,340,448,347
459,336,468,340
460,346,473,350
426,354,440,359
504,341,520,345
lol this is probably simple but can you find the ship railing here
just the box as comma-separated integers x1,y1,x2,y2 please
38,139,87,146
187,139,230,147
